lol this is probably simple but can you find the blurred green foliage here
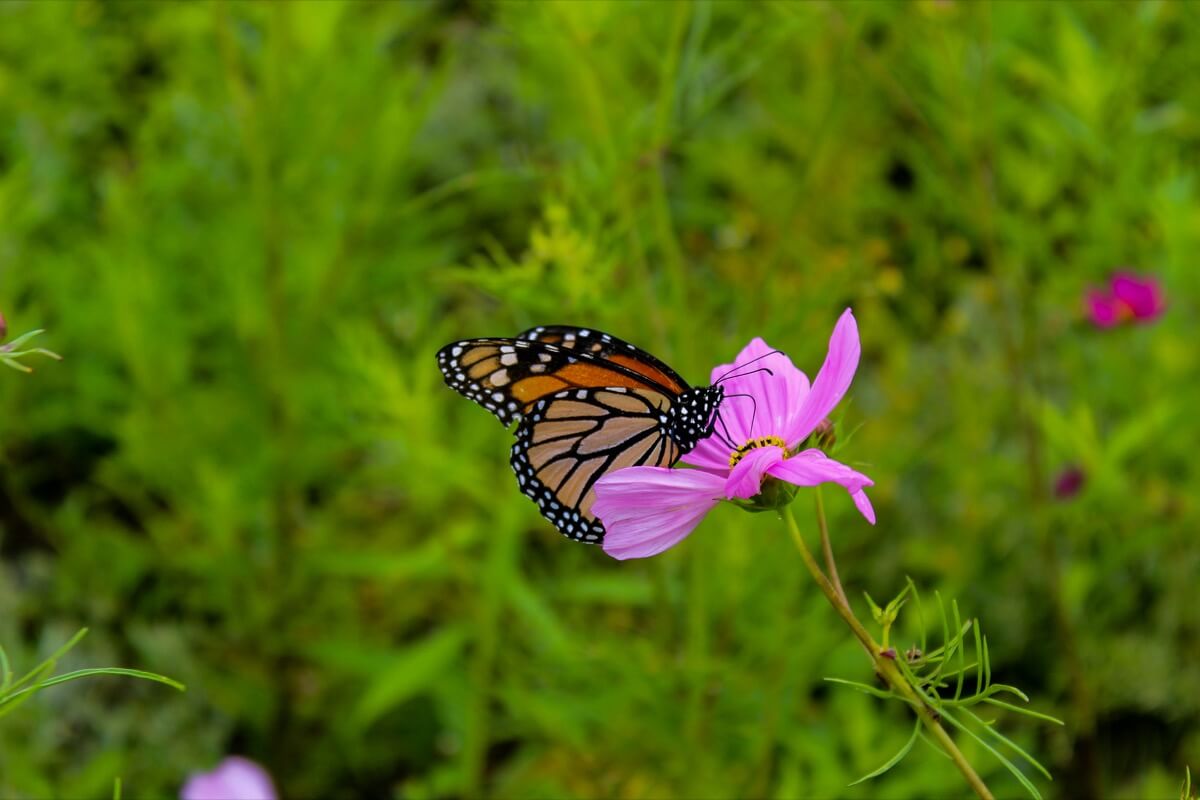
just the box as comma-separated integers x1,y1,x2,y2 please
1,1,1198,798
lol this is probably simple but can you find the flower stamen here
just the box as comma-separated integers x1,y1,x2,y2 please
729,435,788,468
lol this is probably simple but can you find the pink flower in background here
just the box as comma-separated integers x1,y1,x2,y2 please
1053,465,1086,500
1086,272,1165,328
593,308,875,560
181,757,277,800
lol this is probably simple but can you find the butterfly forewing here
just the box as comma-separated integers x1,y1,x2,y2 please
517,325,690,395
437,338,574,426
437,333,689,427
510,387,681,543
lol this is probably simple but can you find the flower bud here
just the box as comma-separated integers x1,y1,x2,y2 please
814,418,836,451
0,310,7,342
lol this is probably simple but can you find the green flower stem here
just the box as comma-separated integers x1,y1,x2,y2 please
815,488,850,610
782,505,995,800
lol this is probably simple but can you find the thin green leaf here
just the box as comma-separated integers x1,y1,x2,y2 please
823,677,899,702
0,357,32,373
973,618,984,697
8,629,88,693
0,641,10,693
1,329,46,349
983,634,992,690
906,576,926,653
917,728,954,760
982,683,1030,703
0,661,58,719
952,602,966,701
941,709,1043,800
863,590,884,623
982,698,1065,726
933,592,951,684
959,706,1054,781
936,661,981,681
849,719,921,786
3,667,186,700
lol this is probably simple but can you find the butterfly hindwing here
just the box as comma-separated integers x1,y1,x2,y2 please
510,386,682,543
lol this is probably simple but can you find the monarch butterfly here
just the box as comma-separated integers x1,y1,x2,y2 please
437,325,758,544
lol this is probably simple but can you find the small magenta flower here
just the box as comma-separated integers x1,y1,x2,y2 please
1086,271,1165,328
1053,465,1086,500
593,308,875,560
181,757,277,800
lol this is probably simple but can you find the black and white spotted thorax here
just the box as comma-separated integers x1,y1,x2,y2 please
664,385,724,453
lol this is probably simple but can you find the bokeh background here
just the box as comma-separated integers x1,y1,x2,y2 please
2,1,1198,798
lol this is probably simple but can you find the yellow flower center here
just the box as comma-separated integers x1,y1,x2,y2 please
728,435,788,468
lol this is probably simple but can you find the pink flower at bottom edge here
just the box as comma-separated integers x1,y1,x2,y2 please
593,308,875,561
181,756,277,800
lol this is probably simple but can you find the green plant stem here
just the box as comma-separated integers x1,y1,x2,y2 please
782,505,995,800
815,488,850,609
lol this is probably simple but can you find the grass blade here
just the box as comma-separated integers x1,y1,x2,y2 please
7,628,89,693
3,667,185,700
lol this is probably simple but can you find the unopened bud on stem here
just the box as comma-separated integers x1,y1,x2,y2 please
814,418,836,451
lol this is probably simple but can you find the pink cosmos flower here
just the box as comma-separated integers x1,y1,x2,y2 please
181,756,277,800
593,308,875,560
1086,271,1166,328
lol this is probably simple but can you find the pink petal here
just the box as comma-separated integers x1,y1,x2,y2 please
787,309,861,447
851,489,877,525
683,337,809,471
593,466,725,560
724,445,785,500
181,757,277,800
681,436,735,474
1111,272,1165,320
715,337,811,441
768,449,876,524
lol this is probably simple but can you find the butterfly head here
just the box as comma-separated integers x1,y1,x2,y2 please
666,384,725,453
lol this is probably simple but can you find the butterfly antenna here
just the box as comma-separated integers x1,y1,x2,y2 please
714,350,783,384
716,392,760,442
717,365,775,384
713,408,737,450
